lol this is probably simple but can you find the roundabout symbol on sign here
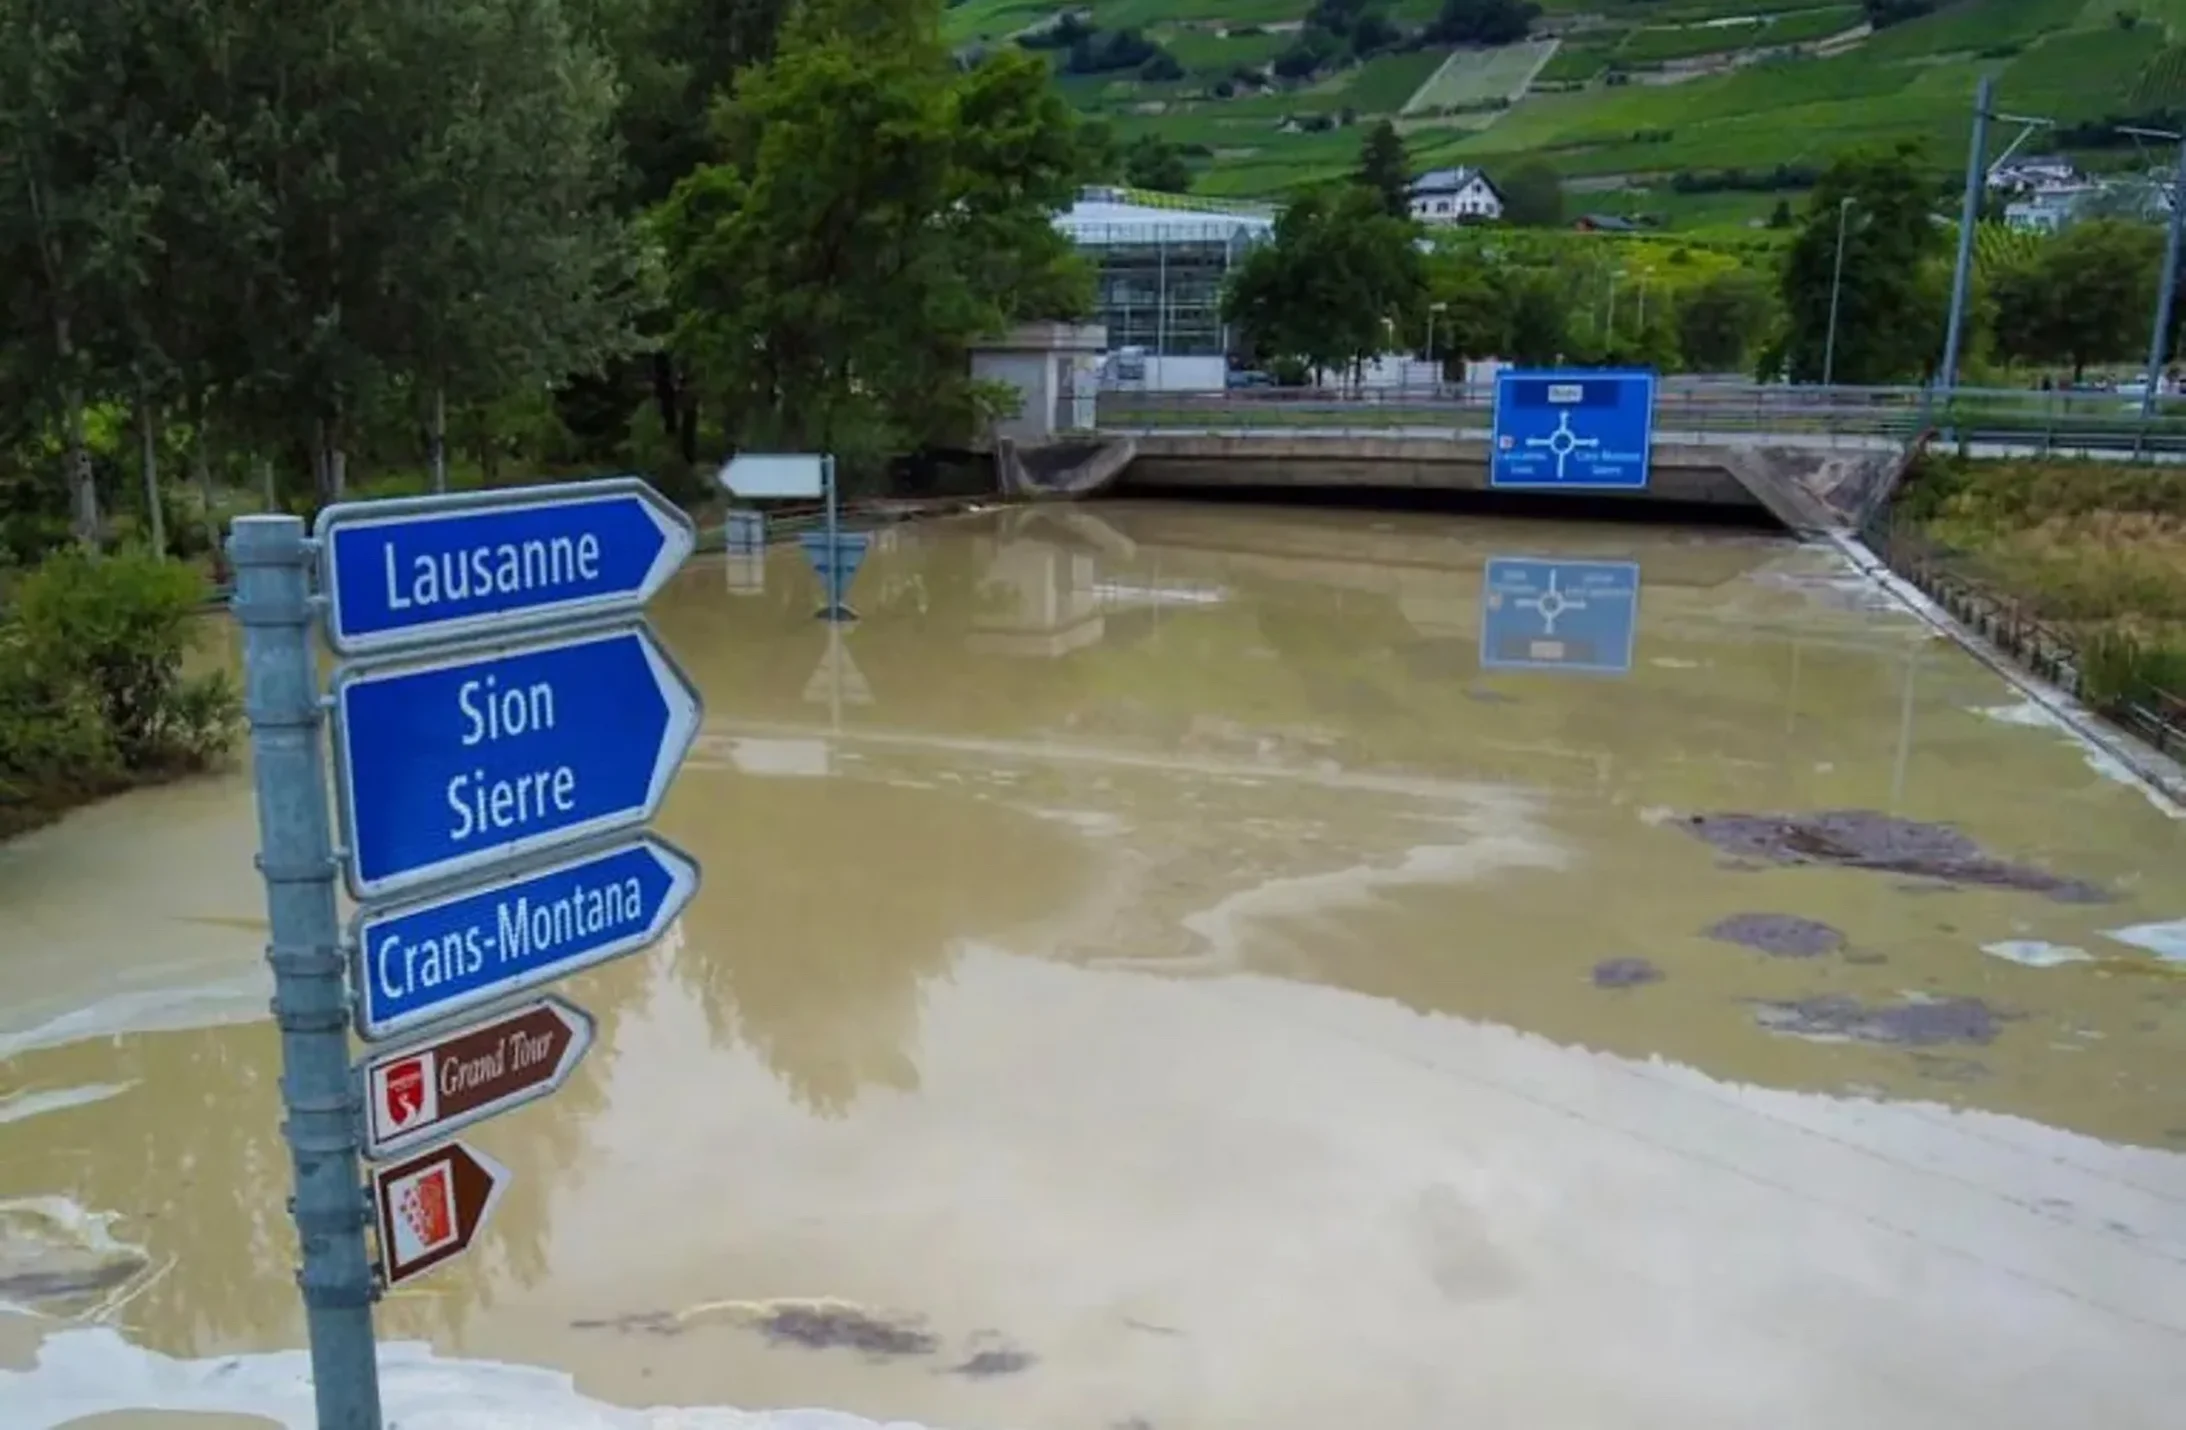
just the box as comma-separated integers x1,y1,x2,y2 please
1524,411,1600,480
1516,568,1585,634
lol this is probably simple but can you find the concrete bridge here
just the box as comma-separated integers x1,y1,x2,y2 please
1002,421,1910,535
986,383,2186,535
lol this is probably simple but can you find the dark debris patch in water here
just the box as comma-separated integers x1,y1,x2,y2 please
1591,957,1664,989
0,1262,143,1302
947,1347,1037,1377
1706,913,1844,958
570,1311,680,1336
1753,994,2009,1047
1910,1053,1991,1082
761,1305,939,1357
1680,811,2110,903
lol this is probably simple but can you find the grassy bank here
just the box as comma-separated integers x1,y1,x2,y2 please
1892,454,2186,721
0,550,240,841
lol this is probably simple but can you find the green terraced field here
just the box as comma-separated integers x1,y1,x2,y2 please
1619,19,1769,64
1404,39,1558,110
973,0,2183,215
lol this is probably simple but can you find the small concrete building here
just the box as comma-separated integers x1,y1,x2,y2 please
968,322,1108,443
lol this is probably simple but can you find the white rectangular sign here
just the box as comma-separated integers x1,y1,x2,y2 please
719,453,825,499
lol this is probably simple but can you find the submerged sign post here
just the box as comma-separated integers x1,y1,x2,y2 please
720,451,865,620
1489,368,1656,491
1479,556,1642,676
231,475,701,1430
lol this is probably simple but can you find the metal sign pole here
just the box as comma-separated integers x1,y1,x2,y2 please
229,514,384,1429
823,452,841,617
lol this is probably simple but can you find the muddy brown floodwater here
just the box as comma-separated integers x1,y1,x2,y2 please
4,501,2186,1429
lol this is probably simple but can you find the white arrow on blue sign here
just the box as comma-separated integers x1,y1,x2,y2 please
331,623,702,902
315,478,696,657
350,834,699,1042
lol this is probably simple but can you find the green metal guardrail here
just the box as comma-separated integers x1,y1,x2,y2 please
1093,384,2186,458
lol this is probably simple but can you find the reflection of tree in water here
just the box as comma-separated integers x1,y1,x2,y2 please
673,775,1085,1118
0,932,652,1355
389,955,639,1344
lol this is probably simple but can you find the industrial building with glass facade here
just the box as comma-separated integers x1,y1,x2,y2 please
1053,187,1274,392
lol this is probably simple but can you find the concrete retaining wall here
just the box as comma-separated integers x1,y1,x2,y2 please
1095,432,1912,535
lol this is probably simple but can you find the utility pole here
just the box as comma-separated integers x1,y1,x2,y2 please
1939,76,1993,400
2125,125,2186,419
1940,78,2054,400
1825,197,1856,387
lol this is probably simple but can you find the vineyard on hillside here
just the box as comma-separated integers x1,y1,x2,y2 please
960,0,2186,223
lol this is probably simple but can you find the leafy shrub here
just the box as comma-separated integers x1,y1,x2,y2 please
0,627,122,836
8,547,238,772
2080,629,2186,710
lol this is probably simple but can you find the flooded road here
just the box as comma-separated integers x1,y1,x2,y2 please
5,501,2186,1428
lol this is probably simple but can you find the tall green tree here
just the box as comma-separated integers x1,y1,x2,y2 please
200,0,638,500
1780,146,1945,383
365,0,639,492
1677,269,1775,372
1423,256,1516,368
1990,219,2163,380
0,0,157,544
1497,159,1564,228
1124,135,1193,193
1353,120,1411,220
655,0,1090,474
1223,185,1424,382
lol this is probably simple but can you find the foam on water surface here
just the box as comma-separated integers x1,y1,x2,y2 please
0,1327,946,1430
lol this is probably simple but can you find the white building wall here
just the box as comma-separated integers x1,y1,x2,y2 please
970,351,1056,442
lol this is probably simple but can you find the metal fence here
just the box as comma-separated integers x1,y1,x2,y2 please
1094,381,2186,460
1858,507,2186,765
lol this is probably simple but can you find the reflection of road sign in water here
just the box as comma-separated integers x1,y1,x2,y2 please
724,551,766,596
802,627,874,707
799,530,871,617
332,625,700,900
1480,557,1642,675
315,479,696,657
373,1140,509,1287
351,835,698,1041
1489,369,1655,490
361,997,594,1160
723,508,766,555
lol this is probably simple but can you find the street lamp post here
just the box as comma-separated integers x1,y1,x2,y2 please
1428,300,1447,393
1823,196,1855,387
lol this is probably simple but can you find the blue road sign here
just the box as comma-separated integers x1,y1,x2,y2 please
800,530,871,613
351,835,699,1041
1479,557,1642,675
333,624,702,901
316,478,697,657
1489,369,1656,491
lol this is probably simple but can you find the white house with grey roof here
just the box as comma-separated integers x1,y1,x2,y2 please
1409,167,1503,225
